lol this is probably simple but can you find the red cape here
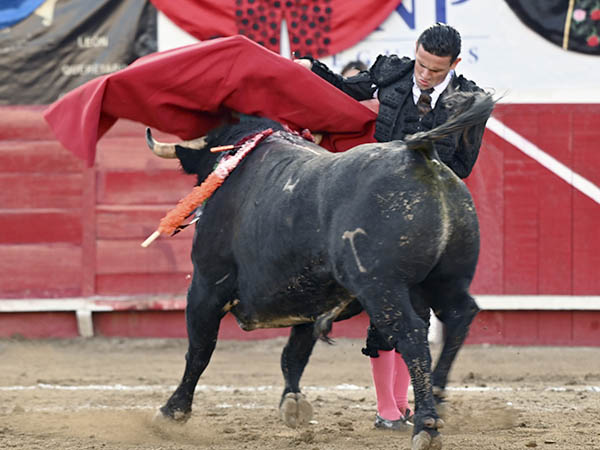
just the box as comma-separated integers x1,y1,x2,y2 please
44,35,376,167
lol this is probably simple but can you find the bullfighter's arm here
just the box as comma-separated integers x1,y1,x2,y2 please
295,57,376,101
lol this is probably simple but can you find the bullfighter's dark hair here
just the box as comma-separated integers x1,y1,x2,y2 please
417,23,462,63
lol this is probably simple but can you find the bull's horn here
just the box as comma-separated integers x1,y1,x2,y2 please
145,128,208,158
180,135,208,150
145,128,176,158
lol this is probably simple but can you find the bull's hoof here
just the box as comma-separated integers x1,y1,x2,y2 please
279,392,313,428
153,406,191,424
412,430,443,450
423,417,444,429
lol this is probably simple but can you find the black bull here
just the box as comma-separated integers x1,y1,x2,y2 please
147,92,495,450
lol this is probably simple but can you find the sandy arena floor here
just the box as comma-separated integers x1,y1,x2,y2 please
1,337,599,450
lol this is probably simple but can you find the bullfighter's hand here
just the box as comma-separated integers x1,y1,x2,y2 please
294,58,313,69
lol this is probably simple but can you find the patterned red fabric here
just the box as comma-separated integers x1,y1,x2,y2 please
43,35,376,167
150,0,401,57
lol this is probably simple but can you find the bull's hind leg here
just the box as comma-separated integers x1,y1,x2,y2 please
157,281,224,422
279,323,318,428
358,285,443,450
410,276,479,417
429,283,479,409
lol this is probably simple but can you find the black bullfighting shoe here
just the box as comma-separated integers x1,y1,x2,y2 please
374,409,414,431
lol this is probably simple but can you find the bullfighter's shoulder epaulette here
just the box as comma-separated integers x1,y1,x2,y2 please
452,74,483,93
370,55,413,87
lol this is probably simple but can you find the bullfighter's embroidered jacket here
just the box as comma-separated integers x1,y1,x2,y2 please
309,55,486,179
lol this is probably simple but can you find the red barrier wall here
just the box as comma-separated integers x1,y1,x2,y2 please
0,106,193,299
1,105,599,344
468,104,600,296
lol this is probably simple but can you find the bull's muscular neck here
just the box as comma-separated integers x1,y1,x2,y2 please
176,119,288,184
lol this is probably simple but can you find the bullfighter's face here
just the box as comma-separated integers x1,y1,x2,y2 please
413,43,461,91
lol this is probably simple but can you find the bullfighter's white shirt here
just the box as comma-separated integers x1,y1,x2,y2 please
412,69,454,108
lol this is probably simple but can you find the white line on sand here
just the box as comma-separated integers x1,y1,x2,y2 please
1,383,598,393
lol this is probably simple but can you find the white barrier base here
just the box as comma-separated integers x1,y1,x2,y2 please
1,295,598,338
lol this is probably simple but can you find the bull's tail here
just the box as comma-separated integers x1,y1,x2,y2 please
404,91,496,151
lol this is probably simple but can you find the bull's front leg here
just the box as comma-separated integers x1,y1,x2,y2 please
158,342,217,422
157,284,223,423
279,323,318,428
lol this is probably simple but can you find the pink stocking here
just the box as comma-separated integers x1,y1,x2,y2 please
393,352,411,415
370,350,401,420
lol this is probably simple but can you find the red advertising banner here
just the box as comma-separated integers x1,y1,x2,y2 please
150,0,401,57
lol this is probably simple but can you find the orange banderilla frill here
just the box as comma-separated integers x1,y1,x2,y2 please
141,128,274,248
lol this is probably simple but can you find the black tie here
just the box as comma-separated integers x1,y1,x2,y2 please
417,88,434,117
